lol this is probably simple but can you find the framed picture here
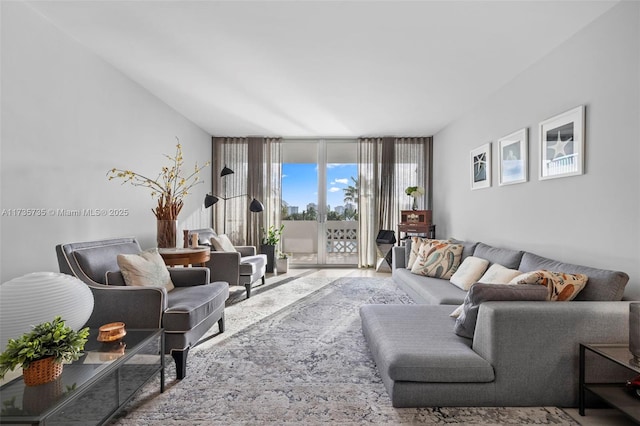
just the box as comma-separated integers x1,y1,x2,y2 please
470,143,491,190
498,128,528,186
539,105,585,180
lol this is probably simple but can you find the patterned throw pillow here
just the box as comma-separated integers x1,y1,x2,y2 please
449,256,490,290
478,264,522,284
117,248,175,292
406,238,448,269
410,241,463,279
510,270,588,301
210,234,237,252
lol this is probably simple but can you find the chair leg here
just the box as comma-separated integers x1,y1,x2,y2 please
218,312,225,333
261,275,266,285
245,283,252,299
172,348,189,380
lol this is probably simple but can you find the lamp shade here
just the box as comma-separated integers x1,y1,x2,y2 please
220,166,234,177
204,194,219,208
0,272,94,352
249,198,264,213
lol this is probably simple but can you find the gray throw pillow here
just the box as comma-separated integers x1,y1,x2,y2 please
454,283,548,339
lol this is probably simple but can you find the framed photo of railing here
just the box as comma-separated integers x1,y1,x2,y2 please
470,143,491,190
498,128,528,186
539,105,585,180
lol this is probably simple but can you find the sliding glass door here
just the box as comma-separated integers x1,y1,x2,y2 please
281,139,357,266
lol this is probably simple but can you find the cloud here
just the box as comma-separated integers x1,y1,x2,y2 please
282,174,288,178
334,178,349,185
329,187,342,193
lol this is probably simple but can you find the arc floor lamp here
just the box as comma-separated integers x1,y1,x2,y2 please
204,166,264,234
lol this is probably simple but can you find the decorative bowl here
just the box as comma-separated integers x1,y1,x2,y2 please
97,322,126,342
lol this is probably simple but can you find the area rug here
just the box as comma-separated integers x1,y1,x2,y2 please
111,276,578,425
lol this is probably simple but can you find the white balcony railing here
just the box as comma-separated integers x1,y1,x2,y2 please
282,220,358,265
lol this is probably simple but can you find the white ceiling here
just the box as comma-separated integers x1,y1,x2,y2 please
28,1,618,138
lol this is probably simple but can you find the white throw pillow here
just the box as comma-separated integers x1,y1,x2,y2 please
210,234,237,252
478,263,521,284
117,248,175,291
450,304,464,318
449,256,490,290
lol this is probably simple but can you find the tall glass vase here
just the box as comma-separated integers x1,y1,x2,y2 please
412,197,418,210
157,220,178,248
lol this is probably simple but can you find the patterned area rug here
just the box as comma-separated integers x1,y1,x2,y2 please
111,276,578,425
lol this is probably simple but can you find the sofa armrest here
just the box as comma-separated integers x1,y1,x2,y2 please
392,246,406,270
235,246,257,257
168,267,210,287
472,301,631,406
206,251,241,285
85,282,166,329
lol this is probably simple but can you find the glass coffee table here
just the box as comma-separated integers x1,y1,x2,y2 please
0,328,163,425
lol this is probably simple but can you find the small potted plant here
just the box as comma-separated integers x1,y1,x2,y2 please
261,224,285,273
0,316,90,386
276,251,289,274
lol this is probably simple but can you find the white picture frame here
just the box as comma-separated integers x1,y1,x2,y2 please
539,105,585,180
498,128,528,186
470,143,491,190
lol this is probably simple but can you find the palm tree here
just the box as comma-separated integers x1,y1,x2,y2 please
343,176,358,205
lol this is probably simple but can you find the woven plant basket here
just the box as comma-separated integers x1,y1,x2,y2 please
23,357,63,386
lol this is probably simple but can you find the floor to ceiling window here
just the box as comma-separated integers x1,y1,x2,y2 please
281,139,357,266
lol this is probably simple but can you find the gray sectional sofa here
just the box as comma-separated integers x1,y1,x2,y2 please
360,239,632,407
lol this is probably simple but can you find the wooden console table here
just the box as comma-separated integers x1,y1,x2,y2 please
158,247,210,267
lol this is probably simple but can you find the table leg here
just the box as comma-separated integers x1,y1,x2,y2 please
579,344,586,416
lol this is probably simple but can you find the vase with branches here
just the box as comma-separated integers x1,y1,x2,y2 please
108,139,209,247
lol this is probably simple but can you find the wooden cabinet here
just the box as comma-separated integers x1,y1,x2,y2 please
397,210,435,244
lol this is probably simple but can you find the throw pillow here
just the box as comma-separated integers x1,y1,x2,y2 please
454,283,548,339
406,238,449,269
449,256,490,290
450,304,464,318
210,234,237,252
410,241,463,279
117,248,175,292
510,270,588,301
478,263,522,284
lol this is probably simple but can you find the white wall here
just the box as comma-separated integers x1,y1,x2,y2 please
0,2,212,282
433,2,640,299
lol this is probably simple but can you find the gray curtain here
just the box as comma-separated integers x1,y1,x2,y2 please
247,137,282,248
356,136,432,267
213,136,281,247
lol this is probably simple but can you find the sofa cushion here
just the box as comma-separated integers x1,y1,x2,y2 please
473,242,524,269
454,283,548,339
511,270,588,301
210,234,237,252
518,252,628,301
407,238,448,269
449,256,490,290
73,242,141,284
163,281,229,331
360,304,495,383
411,241,463,279
393,269,467,305
117,248,175,292
478,264,522,284
449,238,479,261
239,254,267,276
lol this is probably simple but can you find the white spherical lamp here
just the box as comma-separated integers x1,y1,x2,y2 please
0,272,94,352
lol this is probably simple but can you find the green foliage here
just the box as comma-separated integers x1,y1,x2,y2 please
261,224,285,246
0,316,90,378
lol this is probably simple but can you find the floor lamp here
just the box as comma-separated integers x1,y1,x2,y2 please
204,166,264,234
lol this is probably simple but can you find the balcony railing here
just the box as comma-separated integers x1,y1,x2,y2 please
282,220,358,265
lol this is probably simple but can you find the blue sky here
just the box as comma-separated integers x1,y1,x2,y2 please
282,163,357,211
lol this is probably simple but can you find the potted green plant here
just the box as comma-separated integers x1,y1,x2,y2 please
276,251,289,274
260,224,285,273
0,316,90,386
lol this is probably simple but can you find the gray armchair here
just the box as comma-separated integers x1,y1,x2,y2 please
56,237,229,380
188,228,266,298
